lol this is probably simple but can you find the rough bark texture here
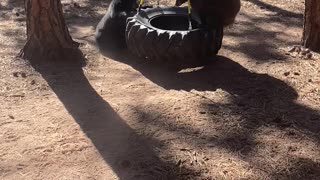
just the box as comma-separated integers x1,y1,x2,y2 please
302,0,320,52
20,0,81,61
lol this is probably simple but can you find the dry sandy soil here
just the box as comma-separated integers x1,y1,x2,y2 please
1,0,320,179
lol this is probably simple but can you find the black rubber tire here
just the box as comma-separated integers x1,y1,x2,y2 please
125,6,223,68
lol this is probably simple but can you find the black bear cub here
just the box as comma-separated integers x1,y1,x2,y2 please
95,0,138,51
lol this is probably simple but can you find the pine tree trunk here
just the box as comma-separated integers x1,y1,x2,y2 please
20,0,81,61
301,0,320,52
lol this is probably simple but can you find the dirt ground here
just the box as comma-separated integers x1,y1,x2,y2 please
1,0,320,179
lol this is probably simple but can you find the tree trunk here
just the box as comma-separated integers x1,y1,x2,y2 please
301,0,320,52
20,0,81,61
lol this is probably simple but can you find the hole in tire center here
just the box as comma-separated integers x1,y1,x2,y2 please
150,15,199,31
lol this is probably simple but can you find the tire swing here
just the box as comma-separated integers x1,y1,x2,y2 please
125,0,224,68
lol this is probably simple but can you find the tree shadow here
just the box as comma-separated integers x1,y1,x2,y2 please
245,0,303,19
25,55,197,179
102,50,320,178
224,11,303,62
104,49,320,153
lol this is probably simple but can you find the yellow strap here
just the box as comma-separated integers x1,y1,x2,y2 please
139,0,145,6
188,0,191,15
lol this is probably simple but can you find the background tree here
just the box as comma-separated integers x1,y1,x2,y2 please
302,0,320,52
20,0,81,61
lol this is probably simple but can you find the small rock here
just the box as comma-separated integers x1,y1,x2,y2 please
13,72,19,77
293,72,300,76
288,45,300,53
199,111,206,114
30,80,36,85
180,148,192,152
203,157,209,161
302,48,310,53
8,115,14,119
283,72,290,76
300,48,309,55
10,93,25,98
20,72,27,78
308,79,313,82
306,53,313,59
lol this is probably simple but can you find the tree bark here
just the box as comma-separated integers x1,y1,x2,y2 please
20,0,81,61
301,0,320,52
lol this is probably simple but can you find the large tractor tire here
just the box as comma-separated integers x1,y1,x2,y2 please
125,6,223,68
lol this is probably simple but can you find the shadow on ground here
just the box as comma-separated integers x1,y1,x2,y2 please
224,11,303,62
5,0,319,178
102,47,320,178
106,49,320,139
26,55,198,179
245,0,303,18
